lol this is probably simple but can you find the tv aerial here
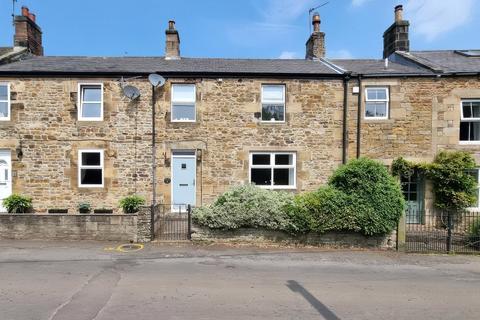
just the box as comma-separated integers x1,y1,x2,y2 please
308,1,329,33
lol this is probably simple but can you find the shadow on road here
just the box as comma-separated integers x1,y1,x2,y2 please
286,280,340,320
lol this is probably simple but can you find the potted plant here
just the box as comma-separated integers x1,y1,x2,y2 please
119,195,146,214
3,194,33,213
78,202,91,214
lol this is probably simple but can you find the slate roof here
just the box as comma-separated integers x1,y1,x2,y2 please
328,59,433,75
395,50,480,73
0,50,478,76
0,56,342,76
0,47,13,56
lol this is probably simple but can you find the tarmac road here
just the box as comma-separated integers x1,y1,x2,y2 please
0,240,479,320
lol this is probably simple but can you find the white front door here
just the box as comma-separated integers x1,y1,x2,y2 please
0,150,12,212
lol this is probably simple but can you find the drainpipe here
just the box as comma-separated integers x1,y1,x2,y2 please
151,84,156,240
342,73,351,164
356,75,362,159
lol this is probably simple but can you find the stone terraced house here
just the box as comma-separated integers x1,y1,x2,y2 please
0,5,479,239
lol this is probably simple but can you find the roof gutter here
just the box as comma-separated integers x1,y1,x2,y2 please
0,70,346,79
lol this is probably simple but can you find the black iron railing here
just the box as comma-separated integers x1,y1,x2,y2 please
405,209,480,254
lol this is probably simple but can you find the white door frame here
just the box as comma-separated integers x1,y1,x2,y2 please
0,150,12,212
170,150,197,212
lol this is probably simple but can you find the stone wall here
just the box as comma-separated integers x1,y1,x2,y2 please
0,214,137,241
0,76,345,214
347,76,480,164
0,77,153,213
156,78,345,205
192,226,396,249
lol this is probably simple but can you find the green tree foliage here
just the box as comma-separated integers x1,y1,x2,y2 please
427,151,477,210
392,151,477,211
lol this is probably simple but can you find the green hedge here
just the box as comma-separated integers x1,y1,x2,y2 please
193,158,405,236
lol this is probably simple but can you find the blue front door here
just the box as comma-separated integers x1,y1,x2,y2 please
172,152,196,210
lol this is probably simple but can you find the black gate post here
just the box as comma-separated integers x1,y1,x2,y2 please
187,204,192,240
446,211,453,253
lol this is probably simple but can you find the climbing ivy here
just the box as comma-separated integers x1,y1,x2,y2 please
392,151,477,211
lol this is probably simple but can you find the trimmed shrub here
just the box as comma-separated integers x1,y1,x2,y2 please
328,157,405,235
193,184,305,234
119,195,146,213
3,194,33,213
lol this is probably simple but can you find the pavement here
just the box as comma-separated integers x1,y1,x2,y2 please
0,240,479,320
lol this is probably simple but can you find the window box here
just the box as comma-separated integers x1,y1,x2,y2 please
365,87,389,119
249,152,296,189
78,83,103,121
171,84,196,122
78,149,104,188
0,83,10,121
94,208,113,214
460,100,480,143
261,85,285,122
48,209,69,214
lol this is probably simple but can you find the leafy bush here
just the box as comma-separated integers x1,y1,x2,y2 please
328,157,405,235
194,158,405,236
193,184,306,234
3,194,33,213
119,195,146,213
426,151,477,210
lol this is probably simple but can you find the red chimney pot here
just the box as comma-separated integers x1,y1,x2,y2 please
21,6,29,17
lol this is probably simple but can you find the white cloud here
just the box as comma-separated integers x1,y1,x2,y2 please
351,0,373,7
278,51,299,59
328,49,354,59
405,0,475,41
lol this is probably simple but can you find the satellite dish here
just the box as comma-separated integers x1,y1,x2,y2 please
123,85,141,100
148,74,165,87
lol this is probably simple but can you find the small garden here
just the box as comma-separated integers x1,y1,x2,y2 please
193,157,405,237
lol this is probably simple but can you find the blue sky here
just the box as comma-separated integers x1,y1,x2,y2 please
0,0,478,59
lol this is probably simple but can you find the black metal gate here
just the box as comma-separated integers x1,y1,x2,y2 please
155,204,192,241
405,209,480,254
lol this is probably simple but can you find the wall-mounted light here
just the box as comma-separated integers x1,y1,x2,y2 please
197,149,202,162
16,141,23,160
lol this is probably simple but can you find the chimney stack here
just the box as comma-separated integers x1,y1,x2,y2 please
165,20,180,60
383,5,409,58
14,6,43,56
305,12,325,60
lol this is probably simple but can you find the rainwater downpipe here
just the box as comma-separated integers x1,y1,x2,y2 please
356,75,362,159
342,74,351,164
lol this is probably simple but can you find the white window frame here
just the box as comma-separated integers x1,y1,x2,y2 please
171,84,196,122
249,152,296,189
364,87,389,120
0,82,11,121
466,168,480,210
459,99,480,145
78,83,104,121
78,149,104,188
261,84,286,123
